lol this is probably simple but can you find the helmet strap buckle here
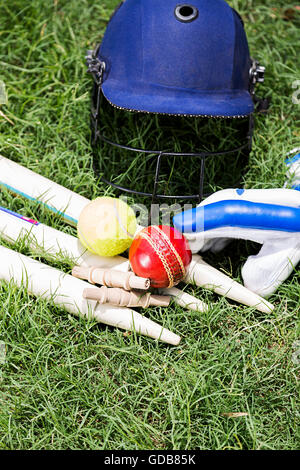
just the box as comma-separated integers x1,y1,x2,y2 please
249,59,265,90
249,59,269,114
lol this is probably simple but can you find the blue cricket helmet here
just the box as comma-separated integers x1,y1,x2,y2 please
86,0,266,202
97,0,258,118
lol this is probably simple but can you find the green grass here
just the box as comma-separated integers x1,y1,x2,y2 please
0,0,299,450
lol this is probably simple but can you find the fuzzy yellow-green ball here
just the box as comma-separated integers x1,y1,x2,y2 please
77,197,137,257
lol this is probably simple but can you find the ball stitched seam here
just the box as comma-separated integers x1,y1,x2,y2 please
139,230,175,288
152,226,186,280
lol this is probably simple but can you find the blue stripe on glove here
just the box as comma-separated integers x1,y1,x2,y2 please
173,200,300,234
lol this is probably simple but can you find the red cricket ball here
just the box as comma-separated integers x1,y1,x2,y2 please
129,225,192,289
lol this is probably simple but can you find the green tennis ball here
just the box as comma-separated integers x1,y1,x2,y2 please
77,197,137,257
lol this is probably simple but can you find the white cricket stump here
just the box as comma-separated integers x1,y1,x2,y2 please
0,206,208,313
0,245,181,345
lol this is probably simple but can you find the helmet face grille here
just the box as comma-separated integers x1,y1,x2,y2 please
174,4,199,23
89,86,254,204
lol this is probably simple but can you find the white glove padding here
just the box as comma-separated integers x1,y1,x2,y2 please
173,188,300,297
242,238,300,298
242,149,300,297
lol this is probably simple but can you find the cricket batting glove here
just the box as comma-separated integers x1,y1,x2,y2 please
243,149,300,296
173,183,300,298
